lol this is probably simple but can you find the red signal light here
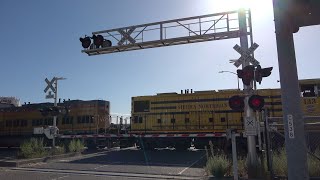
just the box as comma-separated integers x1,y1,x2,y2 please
248,95,265,111
92,35,104,48
237,65,255,86
228,95,244,111
80,36,91,48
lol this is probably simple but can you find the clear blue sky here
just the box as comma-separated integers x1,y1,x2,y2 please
1,0,319,120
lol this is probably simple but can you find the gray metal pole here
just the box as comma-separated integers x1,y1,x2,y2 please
263,109,274,177
272,0,309,179
53,77,57,148
237,77,240,90
238,9,258,178
231,131,238,180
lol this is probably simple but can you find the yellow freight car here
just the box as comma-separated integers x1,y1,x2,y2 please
0,100,110,147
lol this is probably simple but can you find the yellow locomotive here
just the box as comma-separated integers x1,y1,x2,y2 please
131,79,320,134
130,79,320,149
0,100,110,147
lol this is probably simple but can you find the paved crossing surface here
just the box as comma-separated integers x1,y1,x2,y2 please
0,147,207,180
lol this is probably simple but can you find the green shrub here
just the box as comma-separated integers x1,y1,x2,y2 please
20,138,46,158
76,139,85,152
269,147,320,177
206,155,230,178
272,148,288,176
68,139,84,153
237,157,248,177
68,139,76,152
308,148,320,177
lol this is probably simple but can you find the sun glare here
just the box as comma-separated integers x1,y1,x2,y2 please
203,0,271,20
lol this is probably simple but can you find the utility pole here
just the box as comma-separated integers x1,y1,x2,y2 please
272,0,309,179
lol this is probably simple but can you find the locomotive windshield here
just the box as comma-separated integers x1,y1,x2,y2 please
133,101,150,113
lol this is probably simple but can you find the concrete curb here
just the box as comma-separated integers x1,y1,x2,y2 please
0,152,81,167
0,147,121,167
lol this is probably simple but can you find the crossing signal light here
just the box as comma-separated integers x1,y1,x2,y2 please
92,34,104,48
40,107,50,116
80,36,91,48
290,0,320,28
102,39,112,47
255,65,273,84
61,106,71,115
51,107,61,116
248,95,265,111
229,95,265,111
228,95,244,111
237,65,255,86
274,0,320,33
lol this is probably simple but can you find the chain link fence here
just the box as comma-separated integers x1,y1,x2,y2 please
262,112,320,179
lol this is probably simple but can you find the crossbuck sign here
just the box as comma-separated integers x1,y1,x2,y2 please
117,28,136,46
233,43,260,67
44,78,56,93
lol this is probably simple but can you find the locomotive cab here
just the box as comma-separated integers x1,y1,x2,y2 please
299,79,320,117
300,78,320,97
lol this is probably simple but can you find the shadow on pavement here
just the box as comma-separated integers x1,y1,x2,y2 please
66,147,207,168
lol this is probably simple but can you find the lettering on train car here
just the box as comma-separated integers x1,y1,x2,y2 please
303,98,316,105
177,103,228,110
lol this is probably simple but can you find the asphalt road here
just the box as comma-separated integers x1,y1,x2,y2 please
0,147,207,180
0,148,18,162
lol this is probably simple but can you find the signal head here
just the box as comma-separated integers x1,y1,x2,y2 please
50,107,60,116
102,39,112,47
261,67,273,77
61,106,70,115
92,34,104,47
237,65,255,86
80,36,91,48
255,66,273,84
228,95,245,111
39,108,49,117
248,95,265,111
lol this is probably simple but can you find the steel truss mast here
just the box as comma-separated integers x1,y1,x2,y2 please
81,10,252,56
